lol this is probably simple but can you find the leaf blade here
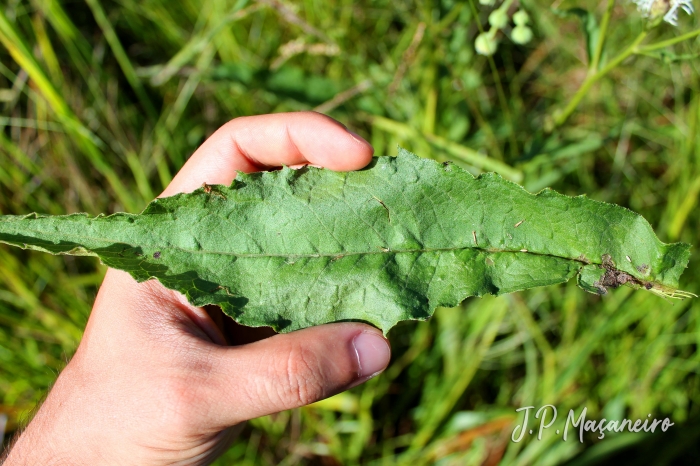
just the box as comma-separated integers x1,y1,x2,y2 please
0,150,691,333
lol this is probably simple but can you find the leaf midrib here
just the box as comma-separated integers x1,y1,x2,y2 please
6,226,592,267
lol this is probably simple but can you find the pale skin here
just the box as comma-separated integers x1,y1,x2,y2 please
2,112,392,466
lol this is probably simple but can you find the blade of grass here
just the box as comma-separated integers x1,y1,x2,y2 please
0,9,137,211
367,115,523,182
589,0,615,72
552,31,647,129
30,13,63,86
84,0,157,119
150,3,261,86
407,298,508,453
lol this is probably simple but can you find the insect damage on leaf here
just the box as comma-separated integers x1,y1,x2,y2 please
579,254,696,299
0,148,693,333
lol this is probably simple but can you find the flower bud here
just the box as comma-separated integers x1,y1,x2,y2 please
511,25,533,45
489,9,509,29
513,10,530,26
475,32,498,56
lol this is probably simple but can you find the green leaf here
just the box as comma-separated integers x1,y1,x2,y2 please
553,8,600,66
0,149,692,333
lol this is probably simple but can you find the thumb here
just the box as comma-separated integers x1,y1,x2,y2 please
207,323,390,427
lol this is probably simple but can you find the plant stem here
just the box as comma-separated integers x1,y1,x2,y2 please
468,0,519,159
446,61,504,160
638,28,700,53
499,0,516,15
367,114,523,181
488,55,519,159
590,0,615,72
492,0,517,158
553,31,647,129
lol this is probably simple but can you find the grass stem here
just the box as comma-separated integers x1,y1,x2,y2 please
638,28,700,53
589,0,615,73
553,31,647,129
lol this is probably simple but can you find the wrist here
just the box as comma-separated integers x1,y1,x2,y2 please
2,363,99,466
3,426,72,466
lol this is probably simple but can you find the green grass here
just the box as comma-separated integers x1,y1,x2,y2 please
1,0,700,464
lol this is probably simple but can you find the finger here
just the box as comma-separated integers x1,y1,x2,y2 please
162,111,373,197
204,323,391,426
95,112,371,333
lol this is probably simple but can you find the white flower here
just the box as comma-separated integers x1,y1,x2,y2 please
632,0,695,26
632,0,655,12
664,0,695,25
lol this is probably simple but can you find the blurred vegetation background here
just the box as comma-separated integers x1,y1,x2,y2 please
1,0,699,464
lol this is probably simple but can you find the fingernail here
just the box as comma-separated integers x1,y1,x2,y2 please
352,331,391,379
288,163,322,169
347,129,370,146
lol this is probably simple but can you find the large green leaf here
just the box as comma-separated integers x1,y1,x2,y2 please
0,149,692,333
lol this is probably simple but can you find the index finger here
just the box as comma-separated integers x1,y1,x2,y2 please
161,111,374,197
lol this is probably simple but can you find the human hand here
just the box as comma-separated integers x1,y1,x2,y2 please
3,112,391,466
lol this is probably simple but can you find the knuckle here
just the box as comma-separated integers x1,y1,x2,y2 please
274,343,328,407
157,377,204,432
